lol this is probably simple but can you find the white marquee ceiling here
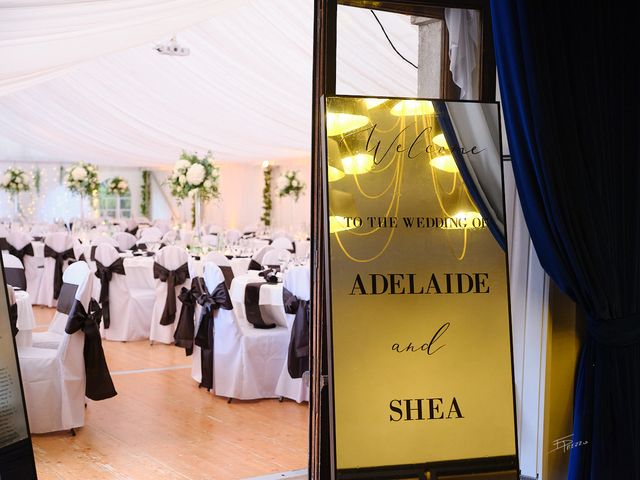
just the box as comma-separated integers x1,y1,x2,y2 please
0,0,418,168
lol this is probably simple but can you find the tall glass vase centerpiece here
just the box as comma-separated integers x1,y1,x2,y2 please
65,162,99,229
167,150,220,244
106,177,129,219
1,167,30,221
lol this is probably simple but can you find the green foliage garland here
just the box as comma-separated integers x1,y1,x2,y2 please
261,165,272,226
140,170,151,218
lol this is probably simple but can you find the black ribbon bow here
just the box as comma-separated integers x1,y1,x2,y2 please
65,299,117,401
94,258,126,329
8,242,34,265
153,261,190,325
44,245,75,299
282,287,310,379
195,279,233,390
174,278,204,356
258,268,279,284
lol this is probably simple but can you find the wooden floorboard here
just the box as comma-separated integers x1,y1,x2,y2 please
29,307,309,479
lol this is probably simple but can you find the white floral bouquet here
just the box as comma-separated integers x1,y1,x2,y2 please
1,167,30,194
106,176,129,195
168,150,220,201
277,170,305,201
65,162,99,195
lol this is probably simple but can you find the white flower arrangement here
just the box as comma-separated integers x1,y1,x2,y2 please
65,162,99,196
106,176,129,195
277,170,305,201
168,150,220,201
0,167,30,194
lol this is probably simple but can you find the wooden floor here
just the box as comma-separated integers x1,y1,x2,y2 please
29,307,309,480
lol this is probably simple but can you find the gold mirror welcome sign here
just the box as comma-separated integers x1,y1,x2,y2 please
323,96,518,478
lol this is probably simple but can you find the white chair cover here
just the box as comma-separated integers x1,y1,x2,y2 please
91,235,118,247
2,252,25,290
31,261,90,349
250,245,275,269
139,227,162,243
162,230,177,244
214,270,289,400
206,224,222,235
271,236,294,251
149,246,190,344
201,234,218,247
18,274,91,433
153,221,171,235
262,249,292,267
190,262,228,386
113,231,137,251
7,231,41,302
275,265,310,403
33,232,73,307
225,229,241,244
95,244,155,342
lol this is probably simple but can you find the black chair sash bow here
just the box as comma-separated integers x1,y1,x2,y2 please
174,278,203,356
8,243,34,265
153,261,190,325
65,299,117,401
282,287,310,379
258,268,279,284
56,283,79,314
195,278,232,390
4,268,26,291
95,258,126,329
44,245,75,299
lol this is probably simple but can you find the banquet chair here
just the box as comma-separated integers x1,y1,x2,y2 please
18,274,91,433
262,249,292,269
89,235,119,261
33,232,74,307
31,261,90,349
125,218,139,236
271,236,294,252
149,246,191,344
139,226,162,243
275,265,310,403
6,231,40,299
114,231,137,251
2,252,26,290
153,221,172,235
190,262,233,390
225,229,242,244
214,271,289,400
248,245,275,271
95,244,155,342
202,251,234,289
162,230,177,245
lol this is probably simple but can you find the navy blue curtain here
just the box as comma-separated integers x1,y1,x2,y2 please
492,1,640,478
433,101,506,251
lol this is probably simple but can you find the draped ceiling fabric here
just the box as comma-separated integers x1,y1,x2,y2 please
0,1,418,167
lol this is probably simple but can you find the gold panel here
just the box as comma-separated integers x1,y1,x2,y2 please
325,96,516,471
